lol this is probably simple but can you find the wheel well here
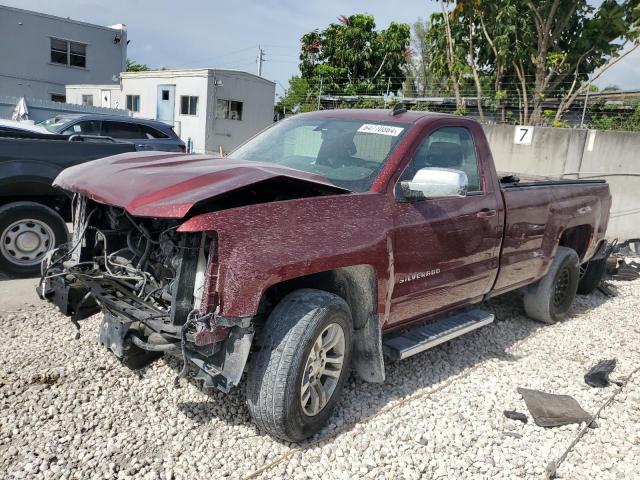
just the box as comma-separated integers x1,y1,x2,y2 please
258,265,377,330
559,224,592,261
0,194,71,222
257,265,385,383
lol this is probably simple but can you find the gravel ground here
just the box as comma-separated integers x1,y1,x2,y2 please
1,279,639,480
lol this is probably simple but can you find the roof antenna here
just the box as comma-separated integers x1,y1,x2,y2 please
391,102,407,116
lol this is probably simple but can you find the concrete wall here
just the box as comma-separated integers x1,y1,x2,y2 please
483,124,640,240
0,95,129,123
208,71,276,153
0,5,126,101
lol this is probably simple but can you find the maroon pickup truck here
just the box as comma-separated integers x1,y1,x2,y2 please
39,108,611,441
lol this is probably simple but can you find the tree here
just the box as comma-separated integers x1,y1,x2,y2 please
275,76,316,115
459,0,530,122
126,58,151,72
295,14,411,101
427,0,640,125
404,18,436,97
439,1,465,110
424,12,468,112
526,0,640,124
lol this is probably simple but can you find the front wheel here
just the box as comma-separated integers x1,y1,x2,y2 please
0,202,68,278
246,289,352,442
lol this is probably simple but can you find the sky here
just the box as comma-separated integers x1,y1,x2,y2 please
4,0,640,96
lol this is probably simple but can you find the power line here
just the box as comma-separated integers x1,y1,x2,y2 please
205,46,256,62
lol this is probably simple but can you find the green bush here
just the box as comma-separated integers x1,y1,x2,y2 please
589,106,640,132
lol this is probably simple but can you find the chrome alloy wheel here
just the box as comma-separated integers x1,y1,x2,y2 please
0,219,55,266
300,323,346,416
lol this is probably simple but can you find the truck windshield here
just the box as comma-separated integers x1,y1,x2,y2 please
228,117,410,192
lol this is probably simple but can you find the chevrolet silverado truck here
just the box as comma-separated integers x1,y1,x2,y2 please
39,108,611,441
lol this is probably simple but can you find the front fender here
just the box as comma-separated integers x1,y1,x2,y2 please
179,193,393,318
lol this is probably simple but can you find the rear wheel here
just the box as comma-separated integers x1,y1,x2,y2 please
524,246,579,324
577,258,607,295
246,289,352,442
0,202,68,278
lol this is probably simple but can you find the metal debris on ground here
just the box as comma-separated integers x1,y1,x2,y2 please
516,388,592,427
610,260,640,281
503,410,528,423
584,359,618,388
612,238,640,258
597,283,617,297
606,238,640,281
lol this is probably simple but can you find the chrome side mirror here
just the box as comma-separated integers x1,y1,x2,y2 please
400,167,468,200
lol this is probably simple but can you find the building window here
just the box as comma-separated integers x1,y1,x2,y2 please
126,95,140,112
216,99,243,121
180,96,198,115
50,94,66,103
162,90,170,101
50,38,86,68
81,94,94,106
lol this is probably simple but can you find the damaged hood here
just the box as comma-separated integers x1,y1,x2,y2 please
54,151,348,218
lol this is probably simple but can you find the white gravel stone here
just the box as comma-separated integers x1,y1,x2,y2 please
1,279,639,479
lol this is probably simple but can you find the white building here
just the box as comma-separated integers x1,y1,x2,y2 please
66,69,275,153
0,5,126,102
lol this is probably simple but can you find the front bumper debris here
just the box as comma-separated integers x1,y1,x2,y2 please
40,271,254,392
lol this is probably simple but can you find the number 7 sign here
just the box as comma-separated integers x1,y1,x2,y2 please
514,126,534,145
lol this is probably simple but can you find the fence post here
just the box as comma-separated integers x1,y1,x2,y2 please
580,87,590,128
317,77,323,111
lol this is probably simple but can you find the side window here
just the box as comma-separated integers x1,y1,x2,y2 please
103,121,143,139
62,120,101,136
400,126,481,192
140,124,169,139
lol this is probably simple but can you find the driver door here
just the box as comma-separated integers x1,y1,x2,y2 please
387,126,502,327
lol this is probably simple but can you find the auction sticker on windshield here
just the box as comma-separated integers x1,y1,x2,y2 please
357,124,405,136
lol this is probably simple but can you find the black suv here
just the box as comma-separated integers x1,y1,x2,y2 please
38,114,186,152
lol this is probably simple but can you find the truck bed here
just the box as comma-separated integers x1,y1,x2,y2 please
492,178,611,295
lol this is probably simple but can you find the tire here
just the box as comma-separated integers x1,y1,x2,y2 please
0,201,68,278
577,258,607,295
524,246,579,324
246,289,352,442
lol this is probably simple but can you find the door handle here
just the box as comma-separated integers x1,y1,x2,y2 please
476,209,497,219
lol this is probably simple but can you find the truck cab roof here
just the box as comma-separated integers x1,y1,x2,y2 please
300,108,460,125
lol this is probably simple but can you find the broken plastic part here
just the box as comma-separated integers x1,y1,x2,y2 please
517,387,592,427
503,410,528,423
584,358,617,388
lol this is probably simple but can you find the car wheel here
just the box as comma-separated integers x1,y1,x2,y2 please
524,246,579,324
577,258,607,295
0,202,68,278
246,289,352,442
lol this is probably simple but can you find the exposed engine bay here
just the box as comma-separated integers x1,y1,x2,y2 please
39,195,253,391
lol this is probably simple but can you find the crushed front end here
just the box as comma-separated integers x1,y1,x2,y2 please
38,195,253,392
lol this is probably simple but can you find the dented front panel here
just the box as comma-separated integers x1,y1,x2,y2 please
179,192,394,320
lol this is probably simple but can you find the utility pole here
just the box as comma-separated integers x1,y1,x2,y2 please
257,46,265,77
